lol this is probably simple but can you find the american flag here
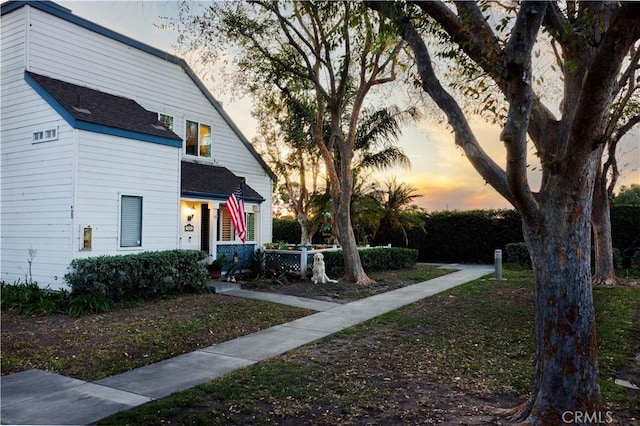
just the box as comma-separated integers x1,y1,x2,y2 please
227,183,246,243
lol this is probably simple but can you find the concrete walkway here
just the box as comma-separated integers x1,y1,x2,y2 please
0,265,492,425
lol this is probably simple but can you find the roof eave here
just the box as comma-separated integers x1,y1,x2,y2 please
181,190,265,203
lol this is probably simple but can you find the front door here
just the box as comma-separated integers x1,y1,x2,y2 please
201,204,210,253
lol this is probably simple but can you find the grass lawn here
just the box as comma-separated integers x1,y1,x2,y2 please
0,264,451,381
99,270,640,425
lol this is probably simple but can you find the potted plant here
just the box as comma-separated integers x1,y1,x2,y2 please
207,254,226,279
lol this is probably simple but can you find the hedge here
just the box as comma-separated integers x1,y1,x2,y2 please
611,204,640,265
274,205,639,265
65,250,208,302
273,218,301,245
406,209,523,264
321,247,418,276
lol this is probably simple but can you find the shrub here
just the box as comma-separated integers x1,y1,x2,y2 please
613,248,623,269
610,205,640,266
65,250,208,302
408,209,523,264
67,293,114,317
405,206,638,265
273,218,301,244
0,280,69,316
505,242,531,268
322,247,418,276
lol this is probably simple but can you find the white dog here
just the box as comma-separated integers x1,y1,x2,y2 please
311,252,338,284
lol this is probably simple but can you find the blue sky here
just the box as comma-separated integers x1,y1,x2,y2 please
58,0,639,211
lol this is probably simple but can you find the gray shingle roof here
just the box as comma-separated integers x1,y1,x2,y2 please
3,1,275,181
181,161,264,202
26,71,182,141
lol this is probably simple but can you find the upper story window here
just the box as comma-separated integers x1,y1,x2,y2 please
186,120,211,158
158,114,174,130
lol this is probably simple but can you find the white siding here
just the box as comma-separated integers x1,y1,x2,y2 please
74,132,180,257
1,4,274,289
26,7,271,186
1,78,75,288
23,8,273,222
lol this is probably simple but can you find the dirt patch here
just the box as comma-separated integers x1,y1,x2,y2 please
1,293,310,380
234,266,451,303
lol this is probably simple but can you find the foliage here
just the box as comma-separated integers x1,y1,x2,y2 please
505,242,532,268
273,218,301,245
0,280,113,318
614,184,640,205
178,0,409,284
66,293,113,317
321,247,418,276
371,3,640,413
207,254,226,273
610,204,640,265
370,178,425,246
250,248,266,278
64,250,208,302
0,280,68,316
409,209,524,264
275,206,639,266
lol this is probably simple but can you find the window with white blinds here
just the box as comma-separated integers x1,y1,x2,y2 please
120,195,142,247
218,205,233,241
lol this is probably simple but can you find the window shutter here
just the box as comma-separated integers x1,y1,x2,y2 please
121,196,142,247
246,212,255,241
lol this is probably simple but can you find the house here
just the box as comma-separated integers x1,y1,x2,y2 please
0,1,275,290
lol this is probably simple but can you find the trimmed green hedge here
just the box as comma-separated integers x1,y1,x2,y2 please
275,206,639,265
273,218,301,245
611,205,640,266
505,242,531,267
406,209,523,264
321,247,418,276
65,250,208,302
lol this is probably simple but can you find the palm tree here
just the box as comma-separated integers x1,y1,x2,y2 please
370,178,424,247
353,105,418,172
287,102,420,245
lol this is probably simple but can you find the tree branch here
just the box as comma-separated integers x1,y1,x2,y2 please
369,1,514,206
411,0,557,159
570,3,640,156
499,2,548,219
543,2,572,45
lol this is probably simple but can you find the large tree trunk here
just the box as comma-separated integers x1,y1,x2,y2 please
591,165,619,286
511,163,602,423
297,213,311,246
334,199,371,284
368,1,640,422
331,145,374,285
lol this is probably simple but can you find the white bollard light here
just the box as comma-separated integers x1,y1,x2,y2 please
494,249,503,280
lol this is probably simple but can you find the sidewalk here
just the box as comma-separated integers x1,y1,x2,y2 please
1,265,492,425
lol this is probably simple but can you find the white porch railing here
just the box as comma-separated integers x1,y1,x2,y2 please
263,244,391,277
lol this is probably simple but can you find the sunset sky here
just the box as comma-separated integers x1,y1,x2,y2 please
59,1,640,212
